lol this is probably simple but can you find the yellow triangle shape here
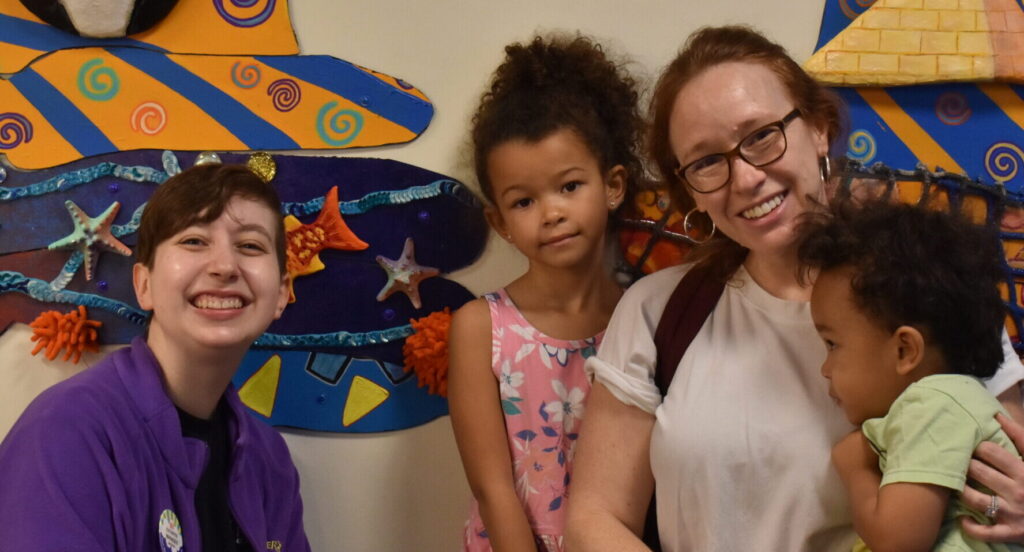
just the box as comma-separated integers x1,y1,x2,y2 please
804,0,1024,86
238,355,281,418
342,375,390,427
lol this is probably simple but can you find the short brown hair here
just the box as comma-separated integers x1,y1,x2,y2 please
135,164,286,273
649,26,845,280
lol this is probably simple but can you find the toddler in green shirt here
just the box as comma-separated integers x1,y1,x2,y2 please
798,199,1023,552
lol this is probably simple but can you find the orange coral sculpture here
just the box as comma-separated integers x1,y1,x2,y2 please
403,308,451,397
29,305,102,363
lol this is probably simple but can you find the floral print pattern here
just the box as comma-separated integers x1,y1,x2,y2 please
463,289,599,552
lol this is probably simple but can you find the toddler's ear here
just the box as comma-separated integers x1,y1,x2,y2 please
893,325,926,376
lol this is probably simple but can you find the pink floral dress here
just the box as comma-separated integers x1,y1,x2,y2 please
463,289,600,552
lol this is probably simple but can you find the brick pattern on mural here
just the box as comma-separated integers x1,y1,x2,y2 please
806,0,1024,85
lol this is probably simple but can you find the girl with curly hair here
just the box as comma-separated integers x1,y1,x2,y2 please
447,34,644,551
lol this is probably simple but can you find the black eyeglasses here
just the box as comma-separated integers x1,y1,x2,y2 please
674,109,802,194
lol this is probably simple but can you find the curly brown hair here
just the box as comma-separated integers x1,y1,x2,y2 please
649,25,846,281
471,34,646,211
797,199,1006,379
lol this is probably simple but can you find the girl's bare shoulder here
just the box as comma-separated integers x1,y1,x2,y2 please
450,297,492,349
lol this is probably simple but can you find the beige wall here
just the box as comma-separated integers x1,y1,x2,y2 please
0,1,826,549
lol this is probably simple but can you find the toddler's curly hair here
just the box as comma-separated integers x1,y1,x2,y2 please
797,200,1006,378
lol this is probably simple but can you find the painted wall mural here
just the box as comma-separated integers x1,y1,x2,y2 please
0,150,486,431
0,47,433,169
806,0,1024,351
810,0,1024,192
0,0,299,74
0,0,482,433
807,0,1024,86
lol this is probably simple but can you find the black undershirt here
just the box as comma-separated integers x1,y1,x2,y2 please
177,402,253,552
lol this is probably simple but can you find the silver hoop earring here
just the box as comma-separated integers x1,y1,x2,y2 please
819,156,832,185
683,208,716,245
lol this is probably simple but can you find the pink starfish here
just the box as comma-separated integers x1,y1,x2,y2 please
48,200,132,281
375,237,439,309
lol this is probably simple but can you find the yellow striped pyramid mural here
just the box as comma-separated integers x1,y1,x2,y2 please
807,0,1024,86
810,0,1024,351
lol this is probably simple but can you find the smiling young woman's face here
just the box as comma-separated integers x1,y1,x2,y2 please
133,195,289,355
669,61,829,261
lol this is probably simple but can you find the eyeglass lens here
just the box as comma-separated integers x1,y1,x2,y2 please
684,126,787,192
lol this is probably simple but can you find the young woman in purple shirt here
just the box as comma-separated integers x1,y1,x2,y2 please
0,164,310,552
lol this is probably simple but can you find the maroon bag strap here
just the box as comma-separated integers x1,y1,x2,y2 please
652,263,726,396
642,263,726,551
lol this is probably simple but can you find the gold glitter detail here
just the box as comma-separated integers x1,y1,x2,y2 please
247,152,277,183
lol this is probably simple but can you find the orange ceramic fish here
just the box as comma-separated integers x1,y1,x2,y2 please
284,186,369,302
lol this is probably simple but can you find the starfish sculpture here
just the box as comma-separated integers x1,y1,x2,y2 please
375,237,439,309
48,200,132,281
284,186,369,303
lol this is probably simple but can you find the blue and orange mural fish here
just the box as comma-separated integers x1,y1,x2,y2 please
0,47,433,169
284,185,369,303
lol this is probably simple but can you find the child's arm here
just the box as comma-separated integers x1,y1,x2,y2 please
448,299,539,552
832,429,950,552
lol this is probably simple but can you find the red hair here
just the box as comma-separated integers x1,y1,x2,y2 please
648,26,845,280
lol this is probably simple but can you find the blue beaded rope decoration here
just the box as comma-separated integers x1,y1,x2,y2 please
3,152,471,347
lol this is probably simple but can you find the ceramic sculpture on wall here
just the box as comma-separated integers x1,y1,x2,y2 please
0,0,486,433
0,150,487,431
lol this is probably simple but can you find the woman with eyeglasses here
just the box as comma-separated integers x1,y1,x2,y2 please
565,25,1024,551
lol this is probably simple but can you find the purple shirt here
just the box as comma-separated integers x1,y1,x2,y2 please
0,337,310,552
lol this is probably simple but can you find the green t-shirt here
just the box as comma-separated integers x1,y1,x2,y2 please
860,374,1023,552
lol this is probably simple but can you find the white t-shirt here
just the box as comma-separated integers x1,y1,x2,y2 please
585,264,1024,552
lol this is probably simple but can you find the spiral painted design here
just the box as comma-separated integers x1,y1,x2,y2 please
0,113,33,150
231,62,261,89
935,92,971,125
847,130,876,163
129,102,167,135
213,0,276,27
316,101,364,146
267,79,301,111
77,58,120,101
839,0,876,19
985,142,1024,183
